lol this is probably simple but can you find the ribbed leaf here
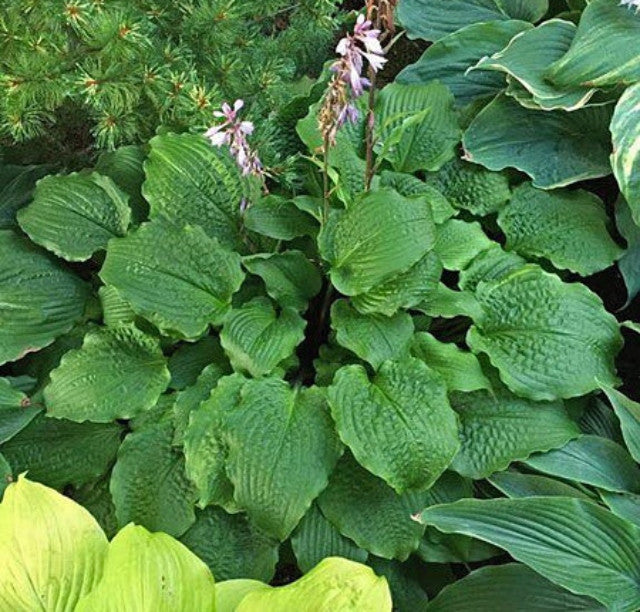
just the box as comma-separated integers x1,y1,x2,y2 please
98,286,135,328
434,219,494,271
168,335,228,391
601,491,640,529
0,377,39,445
488,471,592,499
100,220,244,338
602,386,640,462
0,163,50,228
615,197,640,306
459,244,525,291
244,196,317,240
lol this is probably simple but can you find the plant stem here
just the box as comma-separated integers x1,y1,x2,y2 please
364,5,382,192
322,134,330,224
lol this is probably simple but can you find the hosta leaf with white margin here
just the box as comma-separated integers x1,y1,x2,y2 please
489,471,593,499
44,325,169,422
459,244,526,291
329,359,459,493
463,94,613,188
110,418,197,537
524,435,640,493
180,506,279,582
466,266,622,400
220,297,306,378
434,219,494,271
100,220,245,338
291,502,368,573
0,163,50,228
601,385,640,462
450,385,579,479
0,414,122,489
244,195,318,241
98,286,135,328
243,251,322,311
547,0,640,88
168,335,228,391
0,230,88,365
331,300,414,369
615,197,640,307
397,21,533,107
17,172,131,262
374,83,460,173
235,557,391,612
0,376,39,445
498,183,622,276
397,0,547,41
611,83,640,227
426,157,511,216
143,133,246,249
76,524,216,612
351,251,442,317
318,188,435,296
411,333,491,393
0,476,108,611
223,379,343,540
427,563,604,612
472,20,595,111
418,497,640,611
601,492,640,529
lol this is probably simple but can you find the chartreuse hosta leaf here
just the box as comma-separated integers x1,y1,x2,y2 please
375,82,460,173
450,385,579,479
101,220,245,338
427,563,604,612
44,325,169,422
216,580,268,611
143,133,246,248
0,476,108,611
547,0,640,89
499,183,622,275
467,266,622,401
611,84,640,227
411,333,491,393
220,297,306,377
601,386,640,462
0,376,39,445
418,497,640,610
328,359,459,493
17,172,131,262
472,19,595,111
232,557,392,612
434,219,494,271
331,300,414,369
318,453,431,560
524,435,640,493
463,94,613,188
397,21,533,107
75,524,216,612
0,230,89,366
318,188,435,296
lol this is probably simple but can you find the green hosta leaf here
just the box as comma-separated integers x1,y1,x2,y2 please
98,286,135,328
418,530,501,565
601,492,640,529
418,497,640,610
224,379,343,540
601,386,640,462
498,184,622,275
459,244,526,291
351,251,442,317
463,94,613,188
368,557,429,612
318,189,435,296
318,453,430,560
0,476,108,611
168,336,228,391
418,283,483,320
0,414,122,489
525,435,640,493
291,503,368,573
75,524,216,612
0,230,89,365
328,359,459,493
489,471,591,499
427,563,604,612
101,220,244,338
612,84,640,227
467,266,622,400
0,454,10,498
110,419,197,537
499,0,549,22
243,251,322,311
411,333,491,393
17,172,131,262
244,195,317,240
547,0,640,88
0,163,50,228
44,325,169,423
450,386,579,479
236,557,391,612
426,157,511,216
473,20,595,110
70,476,118,539
0,377,39,445
579,396,623,443
143,133,245,248
615,197,640,306
220,297,306,377
180,506,279,582
375,83,460,173
434,219,494,271
331,300,414,369
397,21,533,107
